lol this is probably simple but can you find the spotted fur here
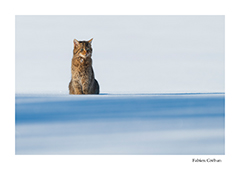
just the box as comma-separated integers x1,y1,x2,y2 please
69,38,99,94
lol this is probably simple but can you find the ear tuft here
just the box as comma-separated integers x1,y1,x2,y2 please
73,39,79,47
88,38,93,44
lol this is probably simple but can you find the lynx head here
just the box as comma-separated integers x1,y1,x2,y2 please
73,38,93,59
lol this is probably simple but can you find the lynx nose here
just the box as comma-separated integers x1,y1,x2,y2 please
83,49,87,55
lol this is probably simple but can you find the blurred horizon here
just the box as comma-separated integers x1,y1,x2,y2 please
15,93,225,154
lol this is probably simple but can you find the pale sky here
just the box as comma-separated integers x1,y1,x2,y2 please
15,15,224,94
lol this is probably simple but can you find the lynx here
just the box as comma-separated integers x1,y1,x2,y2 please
68,38,99,94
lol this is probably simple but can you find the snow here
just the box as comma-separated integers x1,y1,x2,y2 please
15,16,225,94
15,93,225,154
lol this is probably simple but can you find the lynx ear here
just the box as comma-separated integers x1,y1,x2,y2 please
88,38,93,44
73,39,80,47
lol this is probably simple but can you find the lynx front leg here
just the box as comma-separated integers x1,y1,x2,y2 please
82,83,89,94
72,80,83,94
81,79,90,94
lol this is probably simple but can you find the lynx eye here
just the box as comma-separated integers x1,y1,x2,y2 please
80,49,83,52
